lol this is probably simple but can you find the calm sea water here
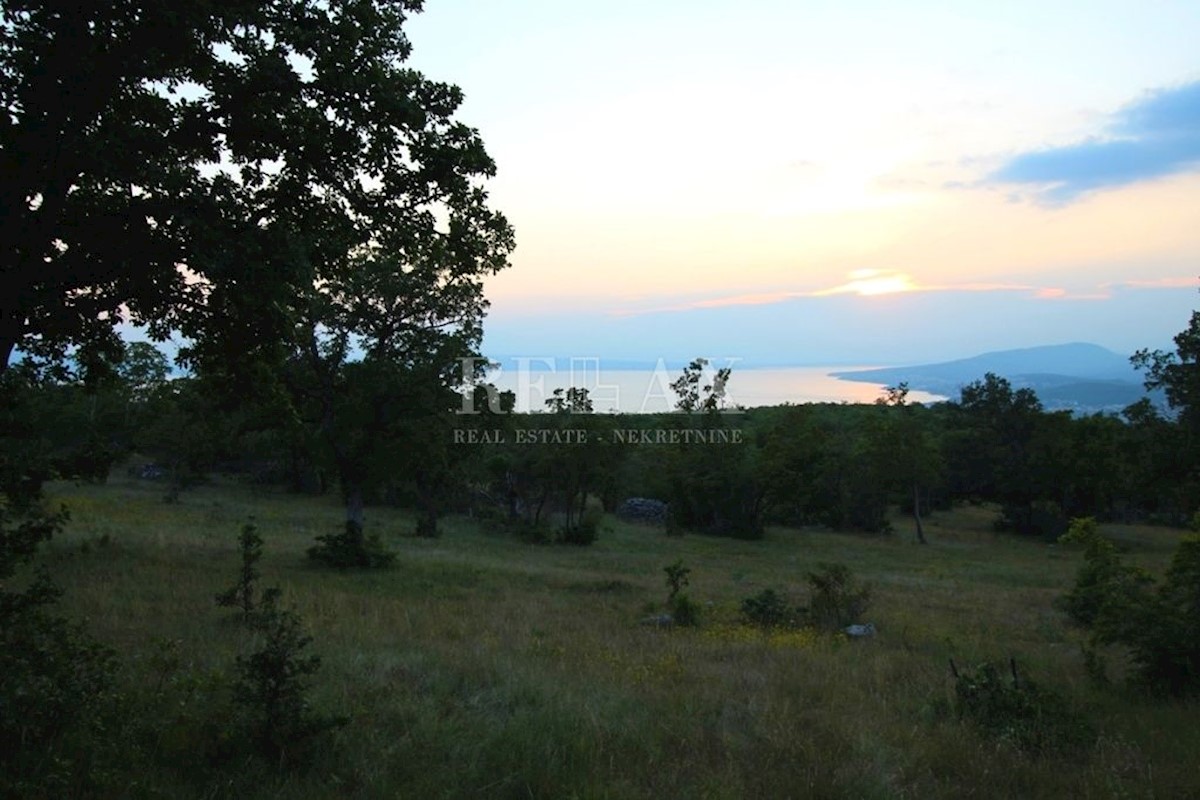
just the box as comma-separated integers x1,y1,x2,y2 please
486,365,945,413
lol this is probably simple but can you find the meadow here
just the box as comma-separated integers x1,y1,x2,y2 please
37,474,1198,799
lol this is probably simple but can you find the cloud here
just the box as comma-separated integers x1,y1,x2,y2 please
1107,276,1199,290
986,80,1200,204
605,273,1198,317
608,272,1033,315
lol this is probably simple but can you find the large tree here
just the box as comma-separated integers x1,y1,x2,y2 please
1133,301,1200,516
1,0,511,378
874,383,942,543
2,1,514,542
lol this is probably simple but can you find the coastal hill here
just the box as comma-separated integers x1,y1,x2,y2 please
831,342,1161,413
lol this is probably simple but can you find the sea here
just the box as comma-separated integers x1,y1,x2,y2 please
483,364,945,413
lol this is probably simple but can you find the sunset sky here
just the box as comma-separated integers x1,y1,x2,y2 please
406,1,1200,365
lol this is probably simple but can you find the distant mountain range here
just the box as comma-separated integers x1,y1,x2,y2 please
831,343,1163,414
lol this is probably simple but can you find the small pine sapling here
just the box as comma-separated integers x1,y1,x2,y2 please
216,521,264,620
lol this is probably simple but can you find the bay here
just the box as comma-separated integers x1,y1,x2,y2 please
484,365,946,413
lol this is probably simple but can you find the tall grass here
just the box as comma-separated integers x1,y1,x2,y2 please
31,474,1197,798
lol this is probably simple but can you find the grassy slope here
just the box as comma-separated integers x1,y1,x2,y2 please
38,475,1198,799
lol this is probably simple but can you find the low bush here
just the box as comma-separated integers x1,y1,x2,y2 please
664,559,690,603
558,507,602,546
807,563,870,630
216,520,265,620
0,570,120,797
307,522,395,569
231,589,347,765
662,560,700,626
1057,517,1151,627
949,658,1093,755
741,588,794,628
671,594,701,627
1060,517,1200,696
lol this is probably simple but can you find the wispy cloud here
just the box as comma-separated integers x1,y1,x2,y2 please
1107,276,1198,290
984,80,1200,204
811,269,918,297
609,272,1024,315
1032,287,1111,301
607,273,1197,316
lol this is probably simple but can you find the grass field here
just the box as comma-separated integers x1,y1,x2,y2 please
34,474,1199,798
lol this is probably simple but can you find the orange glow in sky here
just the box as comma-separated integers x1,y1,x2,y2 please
402,2,1200,359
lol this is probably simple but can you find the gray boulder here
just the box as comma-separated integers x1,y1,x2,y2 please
844,622,876,638
616,497,669,524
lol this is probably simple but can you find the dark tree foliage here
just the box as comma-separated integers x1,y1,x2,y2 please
232,589,346,765
658,360,763,538
1133,304,1200,516
2,1,512,373
943,373,1069,536
949,659,1093,755
216,521,265,620
0,371,116,795
1060,517,1200,696
3,2,513,542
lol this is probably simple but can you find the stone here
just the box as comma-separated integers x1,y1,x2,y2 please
616,497,669,524
844,622,876,638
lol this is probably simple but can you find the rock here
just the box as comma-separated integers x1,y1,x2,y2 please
844,623,876,638
639,613,674,627
138,463,166,480
616,497,669,524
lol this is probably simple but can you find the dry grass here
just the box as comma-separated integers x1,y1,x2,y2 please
34,474,1199,799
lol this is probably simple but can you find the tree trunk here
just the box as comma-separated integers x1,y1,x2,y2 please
0,330,15,375
345,484,365,543
913,483,927,545
416,501,438,538
534,489,547,526
415,468,440,537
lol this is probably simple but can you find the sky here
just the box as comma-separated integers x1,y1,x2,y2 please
403,0,1200,366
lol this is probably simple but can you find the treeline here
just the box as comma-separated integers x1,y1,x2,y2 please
8,321,1197,546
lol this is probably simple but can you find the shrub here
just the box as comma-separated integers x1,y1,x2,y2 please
1113,536,1200,696
1,485,123,796
307,522,394,569
807,563,870,630
0,570,120,797
664,559,691,603
949,658,1093,755
1057,517,1150,628
130,638,240,775
671,594,701,627
741,588,793,628
661,560,700,626
216,520,264,620
558,507,601,546
1060,517,1200,695
231,589,346,765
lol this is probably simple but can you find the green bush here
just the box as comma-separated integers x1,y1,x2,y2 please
1113,536,1200,695
671,594,701,627
950,658,1093,755
807,563,870,630
216,520,265,620
1057,517,1151,627
0,570,120,797
307,522,395,569
662,559,700,626
232,589,346,765
558,507,601,546
741,588,794,628
664,559,690,603
129,638,240,776
1060,517,1200,695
